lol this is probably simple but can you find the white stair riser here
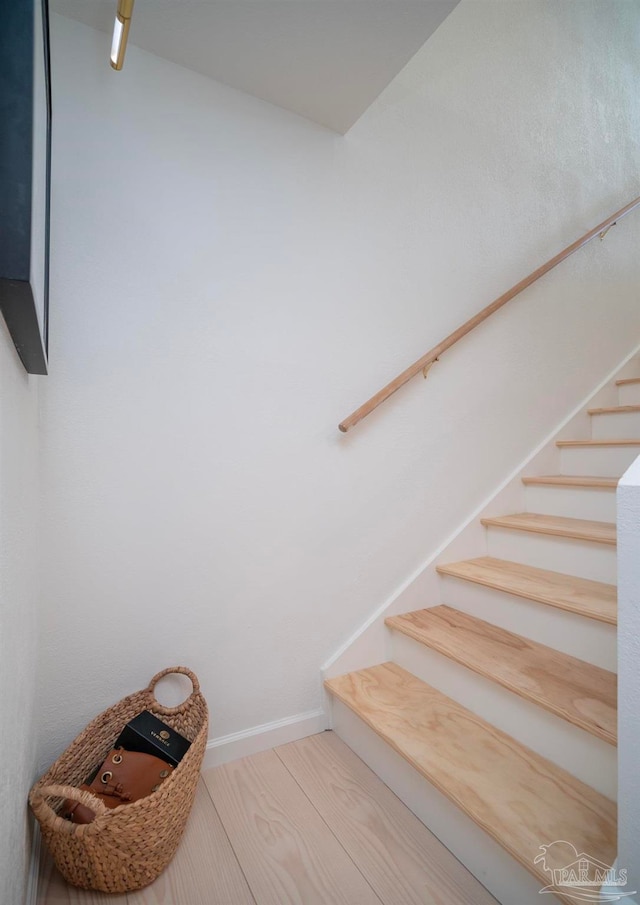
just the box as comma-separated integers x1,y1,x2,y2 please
485,527,616,584
618,384,640,405
590,411,640,439
524,485,616,522
438,576,616,671
331,700,564,905
389,631,616,800
559,445,640,476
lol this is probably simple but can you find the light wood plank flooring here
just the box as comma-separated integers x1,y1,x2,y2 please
37,731,496,905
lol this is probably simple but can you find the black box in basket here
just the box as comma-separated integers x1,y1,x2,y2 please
115,710,191,767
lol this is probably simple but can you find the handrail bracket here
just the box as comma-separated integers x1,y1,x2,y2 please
422,358,439,379
599,221,617,241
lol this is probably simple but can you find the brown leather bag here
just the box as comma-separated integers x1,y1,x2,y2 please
63,748,174,824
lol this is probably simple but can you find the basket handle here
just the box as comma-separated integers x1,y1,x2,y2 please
30,784,108,828
146,666,200,713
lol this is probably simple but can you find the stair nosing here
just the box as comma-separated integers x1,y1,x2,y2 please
436,556,617,625
588,404,640,415
480,513,616,546
385,605,616,745
556,437,640,447
521,474,618,489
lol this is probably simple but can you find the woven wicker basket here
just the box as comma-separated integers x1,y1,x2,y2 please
29,667,208,893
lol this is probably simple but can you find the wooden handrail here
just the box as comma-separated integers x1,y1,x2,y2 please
339,195,640,433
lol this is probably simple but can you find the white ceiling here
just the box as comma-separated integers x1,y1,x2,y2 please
51,0,460,132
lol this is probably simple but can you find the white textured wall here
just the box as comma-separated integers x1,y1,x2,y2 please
0,323,39,904
39,2,640,767
618,455,640,894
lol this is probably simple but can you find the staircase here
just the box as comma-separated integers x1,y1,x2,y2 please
325,375,640,904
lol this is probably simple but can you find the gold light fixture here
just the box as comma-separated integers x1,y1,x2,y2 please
110,0,134,70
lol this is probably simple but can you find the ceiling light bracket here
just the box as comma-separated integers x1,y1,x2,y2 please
111,0,134,70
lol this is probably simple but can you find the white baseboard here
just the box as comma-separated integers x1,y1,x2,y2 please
203,708,327,768
25,821,40,905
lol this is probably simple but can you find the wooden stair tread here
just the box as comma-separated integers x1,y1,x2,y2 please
616,377,640,386
325,663,616,890
521,474,618,489
480,513,616,545
588,404,640,415
556,437,640,447
436,556,617,624
385,605,616,745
